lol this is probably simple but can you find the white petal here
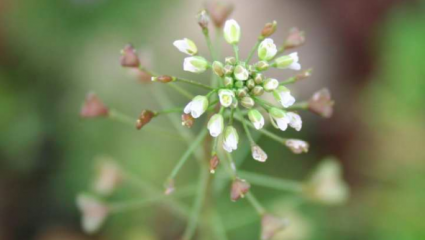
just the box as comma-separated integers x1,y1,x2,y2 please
184,101,192,114
287,112,302,131
276,117,289,131
279,92,296,108
173,40,189,53
289,62,301,70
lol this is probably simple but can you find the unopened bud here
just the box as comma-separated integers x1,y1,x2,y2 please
197,10,210,30
224,65,234,76
223,77,234,87
230,178,250,201
285,139,309,154
151,75,175,83
209,155,220,174
234,80,244,89
254,73,264,84
241,96,255,108
120,44,140,68
164,179,175,195
308,88,334,118
234,64,249,81
261,21,277,38
284,28,305,49
246,79,255,89
251,145,268,162
225,56,236,65
261,214,289,240
206,1,234,28
251,86,265,96
181,113,195,128
80,92,109,118
136,110,155,130
255,61,269,71
212,61,225,77
236,88,248,98
263,78,279,92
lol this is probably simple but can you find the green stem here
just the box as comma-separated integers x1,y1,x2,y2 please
169,83,194,99
167,129,208,181
232,44,239,62
175,77,214,90
287,101,309,111
211,210,228,240
234,115,287,144
237,109,255,145
279,76,297,85
238,170,303,193
245,38,261,63
253,97,273,111
245,192,266,215
108,109,135,126
156,107,183,115
203,29,216,61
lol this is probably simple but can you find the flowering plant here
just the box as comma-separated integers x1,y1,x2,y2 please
78,2,347,239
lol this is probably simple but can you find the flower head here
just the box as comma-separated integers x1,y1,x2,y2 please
183,56,209,73
286,112,302,131
120,44,140,68
258,38,277,61
308,88,334,118
173,38,198,55
269,108,289,131
224,19,241,44
274,86,296,108
218,89,235,107
234,64,249,80
248,109,264,130
207,113,224,137
263,78,279,92
223,126,239,152
251,145,268,162
285,139,309,154
230,178,250,201
80,92,109,118
274,52,301,70
184,95,209,118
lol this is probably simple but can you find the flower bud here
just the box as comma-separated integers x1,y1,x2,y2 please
183,56,209,73
248,109,265,130
273,52,301,70
303,158,349,205
231,96,239,108
284,28,305,49
80,93,109,118
207,114,224,137
206,1,234,28
273,86,295,108
225,56,236,65
251,145,268,162
258,38,277,61
269,107,289,131
234,64,249,81
251,86,265,96
209,154,220,174
181,113,195,128
173,38,198,55
164,179,175,195
285,139,309,154
236,88,248,98
224,65,234,75
120,44,140,68
254,73,264,84
93,158,122,196
255,61,270,71
223,126,239,153
261,214,289,240
261,21,277,38
308,88,334,118
197,10,210,30
136,110,155,130
223,77,234,87
224,19,241,44
76,194,109,234
234,80,244,89
230,178,250,201
246,79,255,89
184,95,209,118
241,96,255,109
263,78,279,92
212,61,225,77
218,89,235,107
151,75,175,83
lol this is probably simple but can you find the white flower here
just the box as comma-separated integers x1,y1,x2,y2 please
76,194,109,234
224,19,241,44
223,126,239,152
286,112,302,131
274,52,301,70
273,86,295,108
258,38,277,61
269,108,289,131
251,145,268,162
93,158,122,196
184,95,209,118
207,114,224,137
218,89,235,107
248,109,264,130
263,78,279,92
183,56,208,73
173,38,198,55
285,139,309,154
234,65,249,81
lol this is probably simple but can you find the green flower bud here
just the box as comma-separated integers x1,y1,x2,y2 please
225,56,236,65
254,73,264,84
251,86,264,96
246,79,255,89
212,61,225,77
223,76,234,88
241,96,255,108
236,88,248,98
248,109,264,130
255,61,269,71
224,65,234,76
263,78,279,92
224,19,241,44
234,80,244,89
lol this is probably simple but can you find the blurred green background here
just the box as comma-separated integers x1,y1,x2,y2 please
1,0,425,239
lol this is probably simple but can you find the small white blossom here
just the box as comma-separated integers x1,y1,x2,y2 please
173,38,198,55
76,194,109,234
269,108,289,131
183,56,208,73
184,95,209,118
274,52,301,70
224,19,241,44
93,158,122,196
218,89,235,107
263,78,279,92
207,114,224,137
248,109,264,130
252,145,268,162
234,65,249,81
273,86,295,108
285,139,309,154
286,112,302,131
258,38,277,61
223,126,239,152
